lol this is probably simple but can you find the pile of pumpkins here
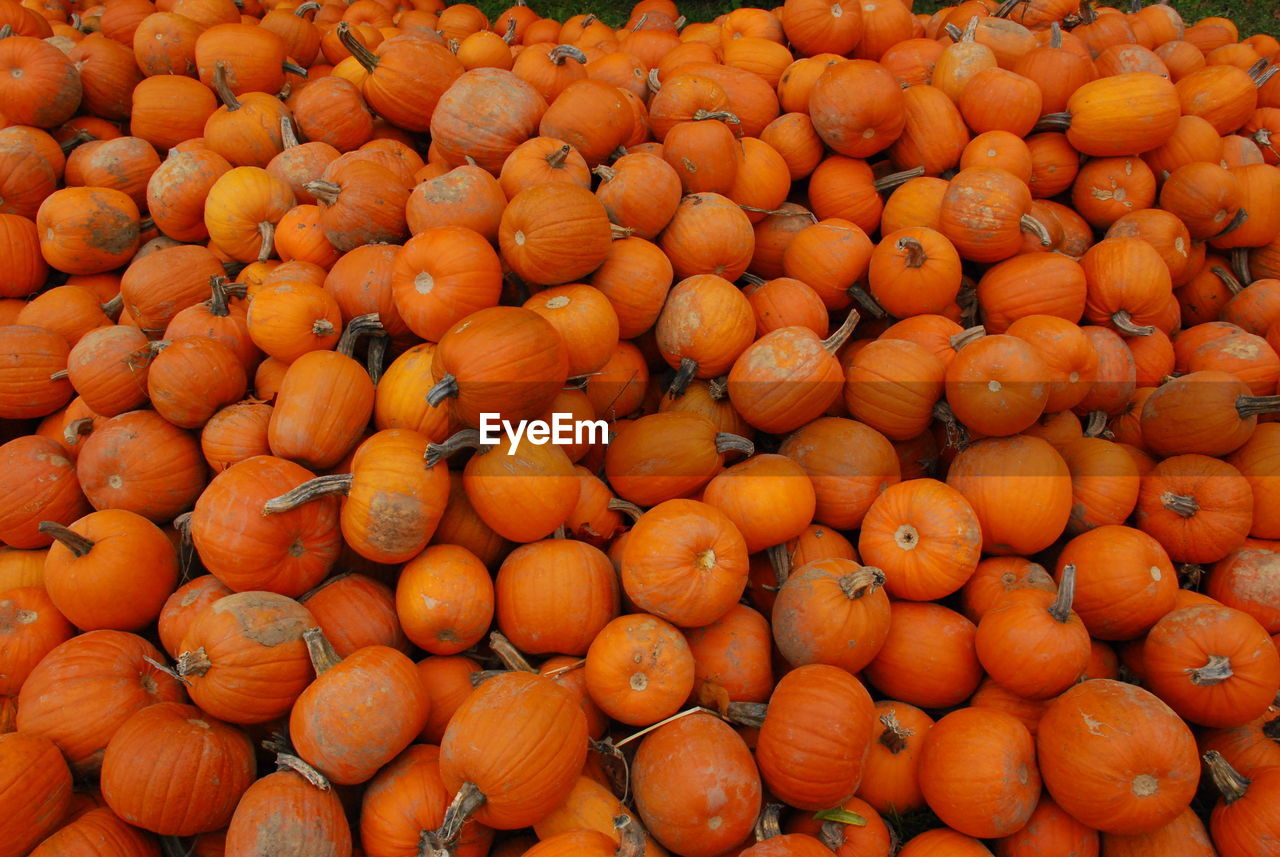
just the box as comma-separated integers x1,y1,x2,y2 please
4,0,1280,853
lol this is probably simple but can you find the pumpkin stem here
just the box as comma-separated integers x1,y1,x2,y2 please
142,655,189,687
545,144,572,169
1160,491,1200,518
425,373,460,408
424,781,487,855
1237,394,1280,418
944,22,963,41
593,164,617,183
293,1,320,17
36,521,95,557
0,25,11,38
873,166,926,193
899,236,927,269
501,17,517,44
336,22,380,71
754,804,784,842
714,432,755,458
668,357,699,397
725,701,768,728
302,626,342,674
206,275,232,318
304,179,341,207
613,814,646,857
275,751,330,789
1203,750,1251,804
425,428,484,467
740,272,766,287
631,11,648,29
647,67,661,94
819,822,844,851
949,324,986,350
211,61,243,111
1048,563,1077,623
932,400,970,451
175,646,213,678
256,221,276,263
488,630,536,673
549,44,588,65
1049,20,1064,48
615,706,717,748
63,416,94,447
993,0,1021,17
1033,112,1073,132
1250,61,1279,88
878,709,913,753
281,60,309,78
767,543,792,589
838,566,886,600
1110,310,1155,337
57,128,96,155
822,309,861,354
335,312,386,359
1019,213,1053,248
1261,713,1280,741
280,115,301,149
609,223,634,239
1082,410,1109,437
673,14,686,29
607,497,645,523
1188,654,1235,686
261,473,354,515
691,109,743,127
1231,248,1254,286
1215,208,1250,240
846,285,888,319
1178,562,1204,591
962,14,980,40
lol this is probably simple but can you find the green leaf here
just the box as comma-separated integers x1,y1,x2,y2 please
813,808,867,827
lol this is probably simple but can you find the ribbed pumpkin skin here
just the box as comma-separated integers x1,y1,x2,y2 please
360,745,494,857
176,591,316,725
290,645,430,786
16,630,187,777
631,711,762,857
223,768,352,857
28,807,160,857
0,731,73,857
101,702,256,836
439,671,588,830
755,663,876,811
1036,679,1199,835
190,455,342,597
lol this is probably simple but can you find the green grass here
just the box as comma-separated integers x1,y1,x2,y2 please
474,0,1279,38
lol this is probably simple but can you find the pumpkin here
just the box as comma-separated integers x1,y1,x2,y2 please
0,435,89,549
1141,370,1280,457
427,306,569,427
157,575,233,659
360,744,494,857
290,629,430,785
631,711,761,857
495,538,616,656
246,280,342,363
0,34,82,129
174,590,315,725
771,557,891,673
702,453,816,553
75,409,207,523
1037,679,1199,834
436,670,587,835
0,325,73,420
16,630,186,776
863,601,983,709
808,58,905,158
429,68,548,174
918,707,1041,838
976,563,1091,700
857,700,934,815
392,226,503,344
780,417,900,530
683,602,774,705
146,337,248,430
945,435,1072,556
939,167,1047,263
499,181,613,286
753,663,875,811
204,167,296,263
0,732,73,857
63,326,150,418
101,701,256,836
1204,750,1280,857
224,750,353,857
27,806,161,857
656,273,756,393
0,586,73,697
120,243,228,335
583,612,695,726
36,187,141,275
190,455,342,597
1134,454,1253,563
1143,604,1280,728
39,510,178,632
620,498,749,628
